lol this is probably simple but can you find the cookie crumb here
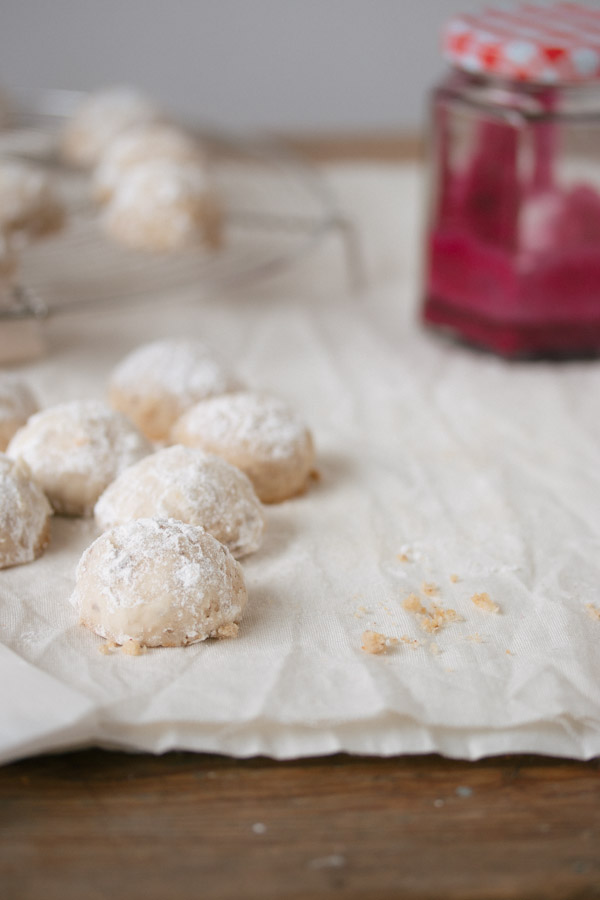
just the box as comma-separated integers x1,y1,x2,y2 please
418,604,463,634
122,639,145,656
422,581,438,596
99,641,119,655
403,593,426,614
400,634,421,649
465,633,483,643
404,594,463,633
585,603,600,621
361,630,398,655
471,592,500,614
309,468,321,482
429,642,441,656
397,552,410,563
449,573,460,583
216,622,239,639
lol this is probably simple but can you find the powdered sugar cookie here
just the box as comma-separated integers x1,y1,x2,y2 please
172,392,315,503
0,374,39,451
95,445,265,558
93,123,204,205
7,400,152,516
109,339,240,442
72,518,247,647
102,159,221,252
0,160,64,241
61,86,162,168
0,453,51,568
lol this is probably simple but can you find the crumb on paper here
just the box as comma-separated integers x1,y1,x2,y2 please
506,649,513,656
429,642,441,656
309,468,321,482
122,639,145,656
397,552,410,563
400,634,421,649
471,592,500,614
353,605,369,619
361,630,399,655
403,593,463,634
419,604,463,634
216,622,239,639
99,641,119,655
422,582,438,596
465,633,483,643
403,593,426,614
585,603,600,622
449,573,460,583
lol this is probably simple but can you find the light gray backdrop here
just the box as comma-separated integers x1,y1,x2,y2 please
1,1,599,132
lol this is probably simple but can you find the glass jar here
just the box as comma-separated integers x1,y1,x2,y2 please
422,7,600,357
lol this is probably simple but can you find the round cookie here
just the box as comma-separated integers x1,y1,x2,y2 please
172,391,315,503
93,123,204,205
109,339,240,442
0,160,64,241
0,453,52,569
7,400,152,516
102,159,221,252
0,375,39,451
72,518,247,647
61,86,162,168
95,445,265,558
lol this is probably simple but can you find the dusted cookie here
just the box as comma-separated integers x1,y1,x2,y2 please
72,518,247,647
109,339,240,442
0,374,39,451
0,453,51,569
93,123,204,205
102,159,221,252
172,392,315,503
0,160,64,241
7,400,152,516
95,445,265,558
61,86,162,168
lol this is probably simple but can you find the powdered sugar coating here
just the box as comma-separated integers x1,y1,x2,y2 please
61,86,162,168
0,160,64,241
71,517,247,647
95,445,265,558
0,453,52,568
102,158,217,252
109,339,241,441
93,123,204,205
172,391,315,503
7,400,152,516
0,375,39,451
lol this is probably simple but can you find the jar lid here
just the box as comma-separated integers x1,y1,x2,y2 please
444,3,600,84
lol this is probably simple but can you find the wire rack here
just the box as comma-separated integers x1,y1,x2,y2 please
0,89,363,324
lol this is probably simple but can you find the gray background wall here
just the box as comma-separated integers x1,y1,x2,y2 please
1,1,599,133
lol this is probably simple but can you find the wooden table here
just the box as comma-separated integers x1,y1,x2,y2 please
2,750,599,899
2,136,599,900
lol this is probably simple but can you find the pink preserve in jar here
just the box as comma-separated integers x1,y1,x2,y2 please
422,3,600,356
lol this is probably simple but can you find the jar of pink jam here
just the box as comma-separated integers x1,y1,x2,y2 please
422,3,600,357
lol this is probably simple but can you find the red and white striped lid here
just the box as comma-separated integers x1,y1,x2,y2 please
444,3,600,83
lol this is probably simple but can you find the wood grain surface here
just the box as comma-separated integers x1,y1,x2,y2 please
2,750,599,900
281,132,424,162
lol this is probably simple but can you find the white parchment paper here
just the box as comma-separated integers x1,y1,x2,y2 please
1,163,599,764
